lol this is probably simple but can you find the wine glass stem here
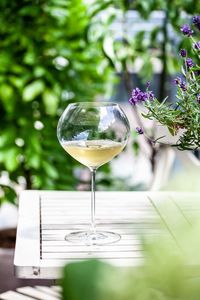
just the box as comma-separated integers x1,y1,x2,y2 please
90,168,96,233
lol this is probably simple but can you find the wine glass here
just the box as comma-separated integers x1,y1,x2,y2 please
57,102,130,245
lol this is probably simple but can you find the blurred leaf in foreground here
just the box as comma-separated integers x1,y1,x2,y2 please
61,258,132,300
61,203,200,300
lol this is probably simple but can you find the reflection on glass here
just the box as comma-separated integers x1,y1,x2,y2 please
57,102,130,245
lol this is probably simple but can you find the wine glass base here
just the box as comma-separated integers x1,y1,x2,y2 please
65,230,121,246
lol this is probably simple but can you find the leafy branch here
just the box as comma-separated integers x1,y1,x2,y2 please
129,15,200,151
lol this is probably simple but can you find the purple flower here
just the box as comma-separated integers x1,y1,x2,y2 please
180,81,187,92
195,70,200,76
194,41,200,50
192,15,200,30
179,49,187,57
173,77,181,85
180,24,193,36
186,58,194,68
148,91,154,100
173,77,187,91
197,94,200,103
136,127,144,135
146,81,150,88
129,88,148,105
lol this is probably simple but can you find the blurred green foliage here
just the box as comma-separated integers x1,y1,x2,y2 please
0,0,199,199
0,0,112,191
61,208,200,300
91,0,199,99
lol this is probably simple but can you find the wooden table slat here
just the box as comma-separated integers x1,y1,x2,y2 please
0,291,34,300
16,287,59,300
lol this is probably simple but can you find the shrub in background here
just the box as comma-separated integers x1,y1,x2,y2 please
0,0,112,192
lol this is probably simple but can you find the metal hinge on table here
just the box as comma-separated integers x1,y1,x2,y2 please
32,266,40,276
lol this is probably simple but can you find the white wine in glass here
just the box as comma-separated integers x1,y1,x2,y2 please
62,140,125,168
57,102,130,245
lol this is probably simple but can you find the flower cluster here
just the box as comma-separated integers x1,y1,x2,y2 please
135,127,144,135
186,57,194,68
192,15,200,30
129,88,148,105
179,49,187,57
129,15,200,150
173,77,187,91
180,24,193,36
194,41,200,50
129,86,154,106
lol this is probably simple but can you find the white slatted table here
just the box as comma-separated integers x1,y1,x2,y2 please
0,286,61,300
14,191,200,279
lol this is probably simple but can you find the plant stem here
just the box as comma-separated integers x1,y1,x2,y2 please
24,168,32,189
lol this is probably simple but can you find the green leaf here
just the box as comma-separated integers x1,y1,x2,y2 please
42,161,59,179
0,185,17,205
61,260,116,300
168,127,177,136
0,53,11,71
27,154,41,169
28,133,42,154
0,83,15,113
9,76,24,89
42,90,59,116
23,80,44,102
132,141,140,156
23,50,37,65
4,148,20,172
0,129,16,147
167,55,179,75
32,175,42,188
34,66,46,77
